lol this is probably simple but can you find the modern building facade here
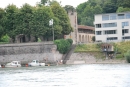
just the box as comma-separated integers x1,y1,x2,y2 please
94,12,130,42
65,10,95,44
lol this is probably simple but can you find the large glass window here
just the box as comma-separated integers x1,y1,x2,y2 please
110,14,116,20
118,14,125,19
122,22,129,27
126,13,130,19
96,24,101,28
102,15,109,21
104,30,117,35
107,37,118,40
102,23,117,28
96,31,102,35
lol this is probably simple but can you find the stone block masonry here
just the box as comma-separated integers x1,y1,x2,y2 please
0,42,63,65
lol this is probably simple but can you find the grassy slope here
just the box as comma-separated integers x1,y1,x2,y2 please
74,43,105,59
74,44,100,52
74,41,130,60
114,41,130,59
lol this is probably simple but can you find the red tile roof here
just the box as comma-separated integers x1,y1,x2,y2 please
78,25,95,30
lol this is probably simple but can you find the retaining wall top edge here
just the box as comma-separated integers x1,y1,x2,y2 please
0,42,55,47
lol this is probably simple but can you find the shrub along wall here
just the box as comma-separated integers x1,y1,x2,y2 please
54,39,73,54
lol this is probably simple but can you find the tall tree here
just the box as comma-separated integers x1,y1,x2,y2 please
31,6,55,40
51,1,73,35
0,8,6,39
117,0,130,8
102,1,117,13
41,0,49,5
64,5,76,13
116,7,130,13
17,3,34,39
5,4,19,40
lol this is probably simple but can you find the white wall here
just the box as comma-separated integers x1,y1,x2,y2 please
94,12,130,42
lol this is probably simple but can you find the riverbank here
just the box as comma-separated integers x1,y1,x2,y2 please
66,53,126,65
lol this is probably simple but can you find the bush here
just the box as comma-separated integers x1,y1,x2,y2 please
54,39,71,54
37,38,41,42
0,34,10,42
125,50,130,63
66,39,73,44
92,36,95,42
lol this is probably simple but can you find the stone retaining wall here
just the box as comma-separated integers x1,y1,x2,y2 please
0,42,63,64
66,53,126,64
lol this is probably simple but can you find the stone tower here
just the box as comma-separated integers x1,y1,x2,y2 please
64,10,78,44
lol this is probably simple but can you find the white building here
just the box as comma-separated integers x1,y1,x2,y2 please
94,12,130,42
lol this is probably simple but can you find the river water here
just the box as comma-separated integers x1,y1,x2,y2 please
0,64,130,87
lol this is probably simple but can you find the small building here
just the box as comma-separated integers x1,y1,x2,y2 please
78,25,94,43
101,43,114,52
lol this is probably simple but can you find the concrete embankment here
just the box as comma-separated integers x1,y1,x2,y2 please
0,42,63,65
65,53,126,65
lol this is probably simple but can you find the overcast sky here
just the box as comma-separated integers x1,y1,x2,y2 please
0,0,88,8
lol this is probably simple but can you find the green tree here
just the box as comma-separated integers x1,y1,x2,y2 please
0,8,6,39
51,1,73,35
41,0,49,5
31,6,53,38
64,5,76,13
116,7,130,13
5,4,19,40
16,3,34,40
117,0,130,8
102,1,117,13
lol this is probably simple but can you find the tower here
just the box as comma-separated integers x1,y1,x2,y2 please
64,10,78,44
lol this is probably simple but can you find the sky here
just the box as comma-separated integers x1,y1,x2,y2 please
0,0,88,8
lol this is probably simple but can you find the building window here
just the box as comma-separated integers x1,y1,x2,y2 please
96,31,102,35
107,37,118,40
102,23,117,28
104,30,117,34
96,24,101,28
102,15,109,21
110,14,116,20
118,14,125,19
122,36,130,39
122,29,129,35
126,13,130,19
122,22,129,27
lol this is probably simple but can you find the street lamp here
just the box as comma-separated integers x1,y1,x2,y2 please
49,19,54,41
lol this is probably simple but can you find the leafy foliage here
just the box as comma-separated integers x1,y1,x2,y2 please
54,39,72,54
0,8,6,38
66,39,73,45
51,2,73,35
113,41,130,59
92,36,95,42
125,50,130,63
0,0,73,43
4,4,19,39
0,34,10,42
76,0,130,26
